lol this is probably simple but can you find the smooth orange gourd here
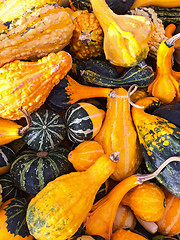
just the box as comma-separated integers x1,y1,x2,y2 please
95,87,142,181
121,182,166,222
111,228,147,240
68,141,104,171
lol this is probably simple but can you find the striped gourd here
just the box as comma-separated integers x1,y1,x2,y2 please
0,173,22,202
10,147,75,195
65,102,105,143
23,109,66,151
0,146,15,175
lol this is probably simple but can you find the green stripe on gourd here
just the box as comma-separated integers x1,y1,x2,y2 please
10,147,75,195
23,109,66,151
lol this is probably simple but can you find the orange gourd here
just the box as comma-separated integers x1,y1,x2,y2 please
157,189,180,236
111,228,147,240
95,87,142,181
148,33,180,104
68,140,104,171
84,156,180,240
121,182,166,222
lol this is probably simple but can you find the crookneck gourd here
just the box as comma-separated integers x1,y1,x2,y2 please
95,87,142,181
88,0,153,67
0,50,72,120
26,153,119,240
0,4,74,66
148,33,180,104
132,96,180,197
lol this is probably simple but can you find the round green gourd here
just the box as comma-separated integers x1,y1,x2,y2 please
23,109,66,152
10,147,75,195
0,146,15,175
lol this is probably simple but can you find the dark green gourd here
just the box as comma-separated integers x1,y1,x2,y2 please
0,146,15,175
10,147,75,195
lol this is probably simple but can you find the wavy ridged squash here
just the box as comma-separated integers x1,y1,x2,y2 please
95,87,142,181
0,50,72,120
0,4,74,67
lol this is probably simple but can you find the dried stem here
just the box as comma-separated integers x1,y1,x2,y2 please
17,108,32,136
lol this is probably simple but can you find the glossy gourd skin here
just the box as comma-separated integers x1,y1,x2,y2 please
0,50,72,120
95,87,142,181
0,4,74,67
26,153,118,240
111,228,148,240
132,97,180,197
0,146,15,175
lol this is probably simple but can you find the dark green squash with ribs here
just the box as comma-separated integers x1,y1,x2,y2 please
132,97,180,197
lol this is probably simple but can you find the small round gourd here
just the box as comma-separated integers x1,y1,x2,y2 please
65,102,105,143
0,197,34,240
0,146,15,175
71,235,105,240
23,109,66,151
10,146,75,195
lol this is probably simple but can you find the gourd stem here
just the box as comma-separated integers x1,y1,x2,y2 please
17,108,32,136
127,84,145,109
137,156,180,184
165,33,180,47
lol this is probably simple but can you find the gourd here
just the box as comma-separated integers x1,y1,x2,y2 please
0,4,74,67
84,157,180,240
157,189,180,236
95,87,142,181
68,141,104,171
0,173,22,202
113,204,136,232
65,102,105,143
23,109,66,151
130,0,180,9
0,109,31,145
148,34,180,104
131,96,180,197
0,50,72,120
0,0,63,22
111,228,148,240
0,184,2,206
81,60,154,88
0,146,15,175
70,11,104,60
46,75,113,112
26,153,119,240
0,197,34,240
69,0,92,11
70,235,106,240
88,0,153,67
121,182,166,222
10,146,74,195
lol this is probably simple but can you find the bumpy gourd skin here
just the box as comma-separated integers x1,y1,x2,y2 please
0,50,72,120
0,4,74,66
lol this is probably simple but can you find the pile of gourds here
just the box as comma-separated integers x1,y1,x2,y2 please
0,0,180,239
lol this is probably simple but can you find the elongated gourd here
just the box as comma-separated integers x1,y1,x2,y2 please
131,0,180,9
89,0,153,67
0,4,74,67
84,157,180,240
26,153,119,240
95,87,142,181
0,50,72,120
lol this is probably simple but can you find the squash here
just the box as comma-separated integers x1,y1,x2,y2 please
84,156,180,240
65,102,105,143
121,182,166,222
81,60,154,88
69,0,92,11
70,235,105,240
0,146,15,175
148,33,180,104
10,146,74,195
0,173,22,202
68,140,104,171
152,235,178,240
23,109,66,151
95,87,142,181
0,0,63,22
111,228,148,240
113,204,136,232
70,11,104,60
46,75,113,112
157,189,180,236
0,197,34,240
135,216,158,234
132,96,180,197
26,153,119,240
131,0,180,9
0,50,72,120
89,0,153,67
0,109,31,145
0,4,74,67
